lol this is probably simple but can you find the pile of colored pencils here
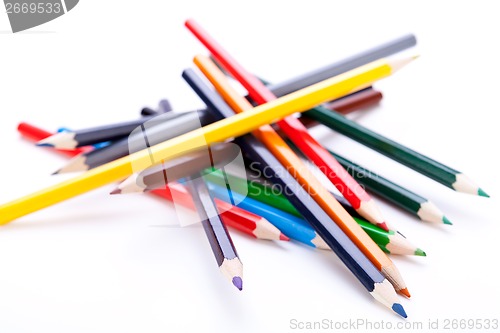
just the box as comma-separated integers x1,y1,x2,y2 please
5,19,489,319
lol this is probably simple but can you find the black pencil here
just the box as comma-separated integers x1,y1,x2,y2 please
158,99,173,113
328,151,451,225
55,110,216,173
141,98,173,116
141,107,160,117
182,68,406,318
186,175,243,290
37,111,183,149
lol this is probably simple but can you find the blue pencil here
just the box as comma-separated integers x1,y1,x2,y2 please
207,182,328,250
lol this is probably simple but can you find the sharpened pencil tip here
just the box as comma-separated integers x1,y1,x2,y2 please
415,248,427,257
399,288,411,298
389,55,418,73
392,303,407,318
51,170,61,176
232,276,243,291
377,222,390,232
478,188,490,198
37,143,54,147
110,188,121,195
279,233,290,241
442,216,453,225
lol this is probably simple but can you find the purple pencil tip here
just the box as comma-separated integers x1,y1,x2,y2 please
37,143,54,147
109,188,121,195
232,276,243,291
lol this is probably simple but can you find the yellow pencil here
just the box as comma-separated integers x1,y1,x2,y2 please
0,56,410,225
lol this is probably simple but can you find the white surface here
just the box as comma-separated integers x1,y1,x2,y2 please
1,1,499,332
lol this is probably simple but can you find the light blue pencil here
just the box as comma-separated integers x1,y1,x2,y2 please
207,182,328,250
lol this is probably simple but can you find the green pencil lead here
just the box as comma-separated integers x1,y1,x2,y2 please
442,216,453,225
415,248,427,257
478,188,490,198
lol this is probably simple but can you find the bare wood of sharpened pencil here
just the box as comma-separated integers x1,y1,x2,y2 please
386,232,425,256
150,184,287,241
186,176,243,291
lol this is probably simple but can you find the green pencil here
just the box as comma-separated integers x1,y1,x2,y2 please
205,169,308,217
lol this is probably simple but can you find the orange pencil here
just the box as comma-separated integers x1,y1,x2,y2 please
186,19,389,231
193,55,410,297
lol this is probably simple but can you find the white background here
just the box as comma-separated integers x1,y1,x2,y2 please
1,1,499,332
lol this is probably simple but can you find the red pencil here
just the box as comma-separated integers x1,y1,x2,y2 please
185,19,389,231
151,184,289,241
18,122,89,157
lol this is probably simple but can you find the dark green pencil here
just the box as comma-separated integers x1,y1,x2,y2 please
327,151,451,225
302,106,488,197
